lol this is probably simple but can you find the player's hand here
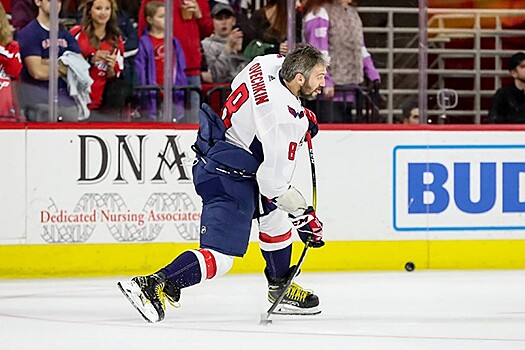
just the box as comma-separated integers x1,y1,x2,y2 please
290,206,325,248
304,107,318,138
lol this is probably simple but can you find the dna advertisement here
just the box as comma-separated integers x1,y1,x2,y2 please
26,128,202,244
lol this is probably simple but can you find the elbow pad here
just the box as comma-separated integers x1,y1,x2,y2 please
272,186,307,216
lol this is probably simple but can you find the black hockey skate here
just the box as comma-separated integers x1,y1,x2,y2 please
265,267,321,315
117,272,180,323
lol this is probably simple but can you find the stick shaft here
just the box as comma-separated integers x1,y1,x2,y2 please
305,132,317,210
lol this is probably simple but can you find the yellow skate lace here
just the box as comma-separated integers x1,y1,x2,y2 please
156,283,181,309
285,283,312,303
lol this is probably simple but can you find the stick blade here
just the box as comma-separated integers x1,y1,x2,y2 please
259,312,272,325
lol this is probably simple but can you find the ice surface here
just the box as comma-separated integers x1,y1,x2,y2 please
1,271,524,349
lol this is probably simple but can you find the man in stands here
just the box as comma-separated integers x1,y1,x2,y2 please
489,52,525,123
201,3,247,84
17,0,81,121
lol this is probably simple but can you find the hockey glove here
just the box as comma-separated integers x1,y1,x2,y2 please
272,186,307,216
290,206,325,248
304,107,319,138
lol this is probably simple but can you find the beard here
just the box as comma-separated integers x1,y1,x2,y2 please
299,82,321,100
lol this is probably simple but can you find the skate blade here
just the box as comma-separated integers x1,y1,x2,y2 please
272,304,321,316
117,281,161,323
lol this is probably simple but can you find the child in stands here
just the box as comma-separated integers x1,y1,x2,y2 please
134,1,187,121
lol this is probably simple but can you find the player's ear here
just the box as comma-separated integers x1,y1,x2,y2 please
296,73,305,86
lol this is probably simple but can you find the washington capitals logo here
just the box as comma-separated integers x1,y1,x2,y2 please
288,106,305,119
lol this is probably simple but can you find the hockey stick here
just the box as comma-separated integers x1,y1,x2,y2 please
260,131,317,324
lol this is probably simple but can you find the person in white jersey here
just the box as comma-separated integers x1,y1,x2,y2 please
118,44,328,323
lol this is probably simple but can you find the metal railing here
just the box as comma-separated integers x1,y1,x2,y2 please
359,7,525,123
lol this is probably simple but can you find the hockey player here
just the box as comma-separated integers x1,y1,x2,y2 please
118,44,327,322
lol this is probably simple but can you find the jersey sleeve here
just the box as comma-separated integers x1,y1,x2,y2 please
116,37,125,76
0,41,22,78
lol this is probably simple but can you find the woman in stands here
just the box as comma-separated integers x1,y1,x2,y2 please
0,2,22,120
242,0,289,58
70,0,125,119
302,0,380,123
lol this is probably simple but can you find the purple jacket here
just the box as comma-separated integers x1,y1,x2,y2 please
134,32,188,120
303,7,380,102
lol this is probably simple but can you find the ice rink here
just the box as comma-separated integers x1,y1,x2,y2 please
1,270,525,350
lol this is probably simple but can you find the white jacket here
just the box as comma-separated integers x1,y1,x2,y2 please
59,51,93,121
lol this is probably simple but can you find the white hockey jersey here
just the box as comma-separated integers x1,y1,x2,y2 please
220,54,309,199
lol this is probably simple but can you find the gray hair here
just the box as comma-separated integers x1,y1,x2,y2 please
281,44,329,82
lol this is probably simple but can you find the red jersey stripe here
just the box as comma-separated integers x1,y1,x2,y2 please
259,230,292,244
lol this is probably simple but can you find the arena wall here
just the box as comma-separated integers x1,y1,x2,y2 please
1,123,525,277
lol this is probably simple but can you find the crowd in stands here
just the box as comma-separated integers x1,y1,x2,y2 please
0,0,389,123
20,0,525,124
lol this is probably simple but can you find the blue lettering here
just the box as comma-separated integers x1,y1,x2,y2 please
408,163,449,214
503,163,525,212
454,163,496,213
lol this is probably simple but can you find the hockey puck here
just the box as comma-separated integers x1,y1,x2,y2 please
405,262,415,272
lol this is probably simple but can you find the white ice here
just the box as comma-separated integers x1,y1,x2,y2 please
1,271,525,350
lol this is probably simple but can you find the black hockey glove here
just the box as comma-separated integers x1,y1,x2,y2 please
304,107,319,138
290,206,325,248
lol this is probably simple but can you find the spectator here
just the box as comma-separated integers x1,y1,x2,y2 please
201,3,247,83
0,1,22,120
69,0,139,85
400,100,420,125
118,0,140,21
303,0,380,123
242,0,288,58
0,0,9,16
70,0,126,119
17,0,82,122
208,0,251,33
489,52,525,124
135,0,187,121
138,0,213,123
60,0,81,20
117,0,139,86
208,0,246,18
11,0,38,33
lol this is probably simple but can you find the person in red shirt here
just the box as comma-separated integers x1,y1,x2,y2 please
138,0,213,123
0,2,22,120
70,0,125,117
0,0,9,14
